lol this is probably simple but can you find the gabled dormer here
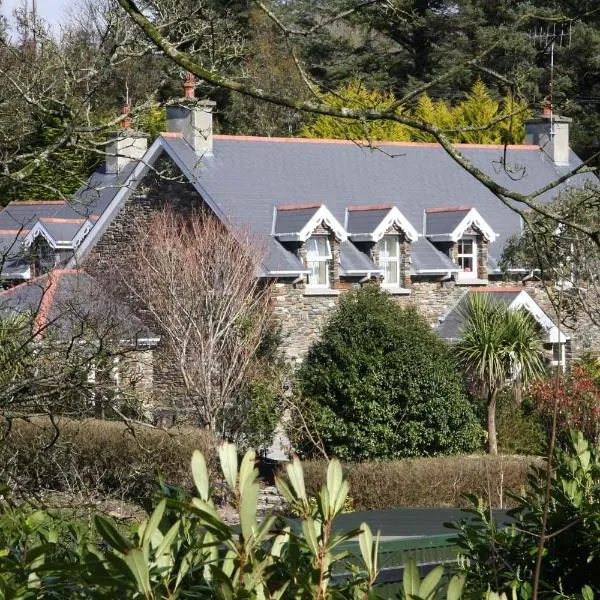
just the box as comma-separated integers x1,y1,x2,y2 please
346,205,418,290
272,204,346,290
424,206,496,283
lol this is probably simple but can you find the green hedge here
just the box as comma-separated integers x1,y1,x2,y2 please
0,417,217,505
299,454,540,510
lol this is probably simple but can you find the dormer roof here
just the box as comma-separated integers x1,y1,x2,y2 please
424,206,496,242
345,205,418,242
272,203,347,242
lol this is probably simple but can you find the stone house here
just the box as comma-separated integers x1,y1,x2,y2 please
0,83,597,404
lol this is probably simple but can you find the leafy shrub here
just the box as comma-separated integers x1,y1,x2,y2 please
495,390,547,456
452,430,600,598
528,367,600,444
299,454,538,510
0,417,217,504
296,284,483,460
0,443,431,599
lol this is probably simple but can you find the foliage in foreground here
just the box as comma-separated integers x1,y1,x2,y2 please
453,430,600,598
0,442,468,599
0,432,598,599
296,284,482,460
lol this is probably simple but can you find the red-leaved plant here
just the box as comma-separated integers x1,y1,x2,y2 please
529,367,600,443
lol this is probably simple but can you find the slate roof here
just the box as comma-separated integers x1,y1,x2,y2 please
436,288,534,341
0,269,157,343
0,159,138,277
346,207,392,235
152,134,595,275
425,207,471,236
273,205,321,236
410,237,460,274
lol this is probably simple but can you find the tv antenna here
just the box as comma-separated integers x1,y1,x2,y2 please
529,21,572,136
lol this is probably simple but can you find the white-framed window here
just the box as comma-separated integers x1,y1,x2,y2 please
457,236,477,278
377,235,400,286
306,236,332,287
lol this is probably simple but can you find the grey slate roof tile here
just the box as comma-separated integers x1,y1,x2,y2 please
411,237,460,273
346,207,392,234
273,206,320,235
425,208,471,236
158,136,595,275
436,289,524,341
339,241,381,275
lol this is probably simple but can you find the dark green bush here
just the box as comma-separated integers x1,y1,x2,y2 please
496,390,547,456
299,454,538,510
0,417,217,505
296,284,483,460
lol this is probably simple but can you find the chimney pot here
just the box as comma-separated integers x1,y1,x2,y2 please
122,104,132,129
183,72,196,99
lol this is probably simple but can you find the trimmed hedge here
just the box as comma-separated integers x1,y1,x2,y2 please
0,417,217,504
299,454,541,510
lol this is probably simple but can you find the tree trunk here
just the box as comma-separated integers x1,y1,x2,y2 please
488,387,498,454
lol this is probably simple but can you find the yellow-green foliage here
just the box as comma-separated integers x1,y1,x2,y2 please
300,79,412,141
302,79,531,144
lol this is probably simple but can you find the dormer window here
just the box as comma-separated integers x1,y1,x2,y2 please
457,236,477,278
306,236,332,287
377,235,401,286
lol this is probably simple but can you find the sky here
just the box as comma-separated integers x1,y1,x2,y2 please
2,0,68,30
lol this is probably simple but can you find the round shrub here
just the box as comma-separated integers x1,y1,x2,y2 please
297,284,483,460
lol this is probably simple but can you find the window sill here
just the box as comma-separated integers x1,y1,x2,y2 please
455,278,488,286
383,286,411,295
303,288,340,296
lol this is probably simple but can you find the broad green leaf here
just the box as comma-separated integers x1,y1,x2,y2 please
302,517,320,558
123,548,152,597
358,522,373,574
286,456,307,500
447,573,466,600
419,564,443,600
240,477,260,544
582,585,594,600
219,442,238,491
141,499,166,550
403,558,420,600
326,459,343,504
271,526,290,558
239,448,257,497
275,475,296,504
94,515,133,554
191,450,210,500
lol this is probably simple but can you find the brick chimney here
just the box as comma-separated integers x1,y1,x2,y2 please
166,73,216,155
524,101,572,167
105,104,149,174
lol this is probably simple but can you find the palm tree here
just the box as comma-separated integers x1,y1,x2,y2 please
455,293,545,454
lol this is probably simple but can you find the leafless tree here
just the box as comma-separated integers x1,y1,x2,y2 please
117,209,276,437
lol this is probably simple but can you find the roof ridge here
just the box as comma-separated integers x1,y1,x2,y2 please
347,204,393,212
426,205,472,213
33,270,64,339
212,134,541,150
470,286,524,293
8,200,64,205
277,203,321,211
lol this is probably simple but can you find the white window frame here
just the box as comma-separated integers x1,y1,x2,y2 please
456,235,477,280
377,234,401,287
306,236,332,288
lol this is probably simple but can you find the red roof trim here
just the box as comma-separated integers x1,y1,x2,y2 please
40,217,86,224
212,134,540,150
277,203,321,211
426,206,472,213
471,286,524,293
347,204,393,212
0,229,30,234
160,131,183,138
8,200,63,205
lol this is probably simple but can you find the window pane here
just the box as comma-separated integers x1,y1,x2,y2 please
307,236,331,260
307,260,328,285
459,256,473,272
459,239,473,254
383,259,398,284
